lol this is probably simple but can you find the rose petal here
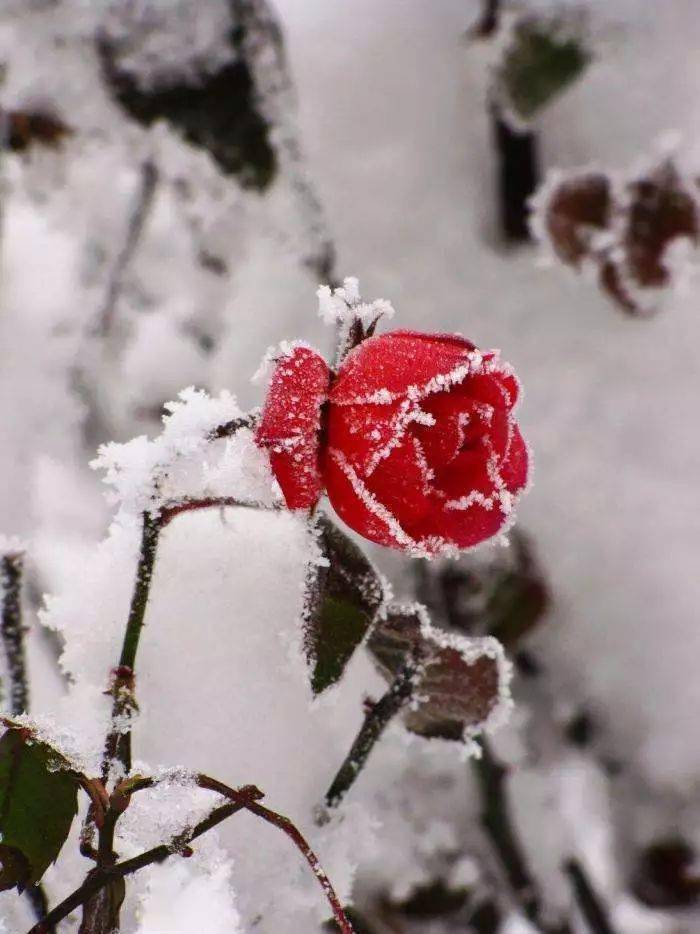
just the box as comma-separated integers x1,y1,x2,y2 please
412,393,465,466
500,425,530,493
256,344,330,509
423,499,509,550
326,398,404,473
331,330,476,405
364,435,436,528
323,446,418,551
433,449,499,504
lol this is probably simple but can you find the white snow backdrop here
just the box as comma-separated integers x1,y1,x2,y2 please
1,0,700,931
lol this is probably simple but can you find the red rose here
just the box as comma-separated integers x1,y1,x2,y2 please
256,331,530,557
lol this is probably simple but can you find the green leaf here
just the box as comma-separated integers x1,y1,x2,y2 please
499,19,590,120
368,605,508,741
0,725,79,891
304,514,384,695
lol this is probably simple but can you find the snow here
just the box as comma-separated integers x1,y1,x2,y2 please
100,0,236,91
136,861,242,934
317,276,395,329
2,0,700,930
91,388,275,516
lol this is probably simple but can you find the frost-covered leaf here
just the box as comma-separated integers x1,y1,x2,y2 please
544,173,611,268
368,605,510,741
0,724,79,891
304,514,384,695
623,161,699,288
498,19,590,121
535,159,700,315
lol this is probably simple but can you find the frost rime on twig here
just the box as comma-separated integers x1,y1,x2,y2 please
317,276,395,367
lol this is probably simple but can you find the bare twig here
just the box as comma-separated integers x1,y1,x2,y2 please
470,0,502,38
92,160,158,339
564,860,617,934
28,798,252,934
193,775,353,932
35,774,355,934
1,550,29,715
1,551,55,930
473,741,570,934
101,511,161,784
208,413,258,440
324,656,420,811
490,103,539,243
116,772,353,932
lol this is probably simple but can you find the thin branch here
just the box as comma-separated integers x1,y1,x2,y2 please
470,0,501,38
490,103,540,243
27,799,250,934
159,495,277,527
117,772,354,933
473,740,570,934
208,413,258,440
240,796,354,933
1,550,29,715
324,657,419,810
119,512,161,673
101,511,161,783
92,160,158,339
35,775,355,934
24,886,54,934
564,860,617,934
1,552,55,930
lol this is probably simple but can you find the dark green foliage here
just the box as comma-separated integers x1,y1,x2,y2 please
0,726,79,892
368,605,502,741
499,20,590,120
305,514,384,695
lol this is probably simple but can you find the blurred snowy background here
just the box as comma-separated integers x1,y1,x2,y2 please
2,0,700,931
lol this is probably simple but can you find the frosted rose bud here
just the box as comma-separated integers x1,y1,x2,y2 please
256,331,530,556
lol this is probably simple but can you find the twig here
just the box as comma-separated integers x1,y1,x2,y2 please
473,740,569,934
24,886,53,934
116,773,353,931
564,860,617,934
1,551,55,930
27,799,251,934
208,413,257,440
470,0,502,38
194,775,353,932
92,160,158,339
1,550,29,715
36,775,355,934
159,495,277,526
490,103,539,243
83,443,290,930
101,486,273,784
101,511,161,783
324,657,419,810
